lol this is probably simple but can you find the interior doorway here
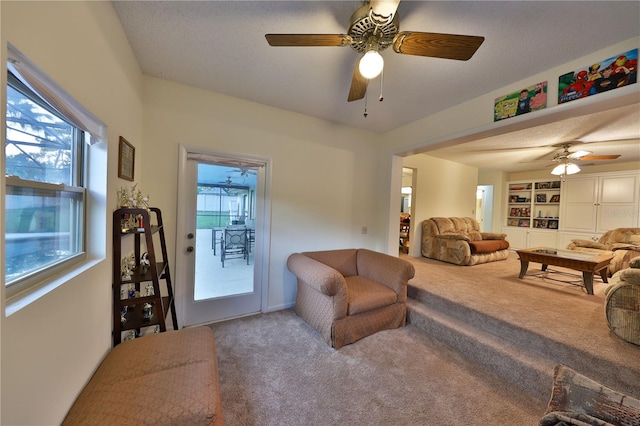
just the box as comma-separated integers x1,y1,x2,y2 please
476,185,494,232
400,167,415,253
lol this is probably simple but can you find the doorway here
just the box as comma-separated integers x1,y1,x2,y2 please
175,146,270,327
476,185,494,232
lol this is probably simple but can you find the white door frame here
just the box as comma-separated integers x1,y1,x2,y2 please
175,144,271,327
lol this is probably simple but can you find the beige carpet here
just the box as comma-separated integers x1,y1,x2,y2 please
209,251,639,425
210,310,543,426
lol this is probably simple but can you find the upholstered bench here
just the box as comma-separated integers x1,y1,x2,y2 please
63,326,223,425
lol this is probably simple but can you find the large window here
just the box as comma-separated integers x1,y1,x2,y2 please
5,72,86,295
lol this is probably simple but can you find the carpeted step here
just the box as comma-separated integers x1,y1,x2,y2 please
406,298,554,401
407,282,640,400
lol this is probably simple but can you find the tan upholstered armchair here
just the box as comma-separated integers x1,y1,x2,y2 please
421,217,510,266
566,228,640,276
286,248,415,349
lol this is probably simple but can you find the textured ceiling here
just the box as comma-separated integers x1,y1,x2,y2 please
112,1,640,172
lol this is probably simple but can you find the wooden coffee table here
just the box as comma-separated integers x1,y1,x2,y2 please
515,247,613,295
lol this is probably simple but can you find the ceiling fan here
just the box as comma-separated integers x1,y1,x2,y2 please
265,0,484,103
549,143,621,176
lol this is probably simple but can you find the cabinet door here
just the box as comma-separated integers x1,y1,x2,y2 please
596,175,639,232
502,227,527,250
561,176,598,232
528,230,558,248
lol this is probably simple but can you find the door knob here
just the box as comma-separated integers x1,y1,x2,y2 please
187,233,194,239
186,246,194,253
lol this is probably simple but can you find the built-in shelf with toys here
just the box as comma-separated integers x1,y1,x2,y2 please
112,206,178,346
504,179,561,250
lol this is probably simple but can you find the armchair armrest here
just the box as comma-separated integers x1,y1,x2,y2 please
570,239,607,250
286,253,347,297
436,233,470,242
480,232,506,240
611,243,640,252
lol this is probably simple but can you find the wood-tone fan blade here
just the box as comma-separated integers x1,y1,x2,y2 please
369,0,401,24
265,34,350,47
578,154,621,160
348,64,368,102
393,32,484,60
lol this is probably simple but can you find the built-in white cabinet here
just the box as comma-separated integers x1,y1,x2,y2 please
503,171,639,250
560,171,639,234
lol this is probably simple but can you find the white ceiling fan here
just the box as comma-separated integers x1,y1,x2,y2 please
549,143,621,176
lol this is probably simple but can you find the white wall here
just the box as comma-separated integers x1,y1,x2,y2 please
141,76,386,312
401,155,478,256
1,2,143,424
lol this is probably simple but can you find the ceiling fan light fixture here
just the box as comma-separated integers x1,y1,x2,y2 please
359,50,384,79
551,162,580,176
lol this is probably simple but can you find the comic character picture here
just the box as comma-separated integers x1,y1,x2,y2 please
558,48,637,104
494,81,547,122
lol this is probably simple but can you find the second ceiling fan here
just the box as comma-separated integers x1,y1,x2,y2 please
265,0,484,102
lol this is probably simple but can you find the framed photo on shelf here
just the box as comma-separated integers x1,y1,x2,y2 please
549,194,560,203
118,136,135,181
518,219,530,227
547,220,558,229
536,194,547,203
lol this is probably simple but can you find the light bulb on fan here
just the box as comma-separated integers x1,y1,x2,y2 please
359,50,384,79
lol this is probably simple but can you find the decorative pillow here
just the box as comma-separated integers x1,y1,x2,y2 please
571,239,607,250
541,365,640,426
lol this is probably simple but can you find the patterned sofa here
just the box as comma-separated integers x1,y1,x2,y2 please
421,217,510,266
566,228,640,276
287,248,415,349
63,327,223,425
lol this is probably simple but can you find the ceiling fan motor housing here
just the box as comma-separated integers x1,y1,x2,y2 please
347,5,400,53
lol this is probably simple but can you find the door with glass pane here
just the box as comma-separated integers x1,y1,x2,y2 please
176,147,268,327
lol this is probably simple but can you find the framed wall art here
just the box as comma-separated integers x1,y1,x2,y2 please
118,136,135,181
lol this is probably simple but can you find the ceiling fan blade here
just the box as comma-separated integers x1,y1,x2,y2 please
578,154,621,160
265,34,350,47
393,32,485,60
348,63,368,102
369,0,401,24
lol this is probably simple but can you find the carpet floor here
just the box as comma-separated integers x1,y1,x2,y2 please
210,310,543,426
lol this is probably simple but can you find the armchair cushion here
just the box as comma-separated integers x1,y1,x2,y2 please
469,239,510,254
346,276,398,315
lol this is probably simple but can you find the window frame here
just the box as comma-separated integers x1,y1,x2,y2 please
4,57,89,301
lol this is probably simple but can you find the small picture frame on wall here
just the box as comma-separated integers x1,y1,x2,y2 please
118,136,135,181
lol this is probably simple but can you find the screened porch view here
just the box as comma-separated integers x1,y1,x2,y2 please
194,163,257,300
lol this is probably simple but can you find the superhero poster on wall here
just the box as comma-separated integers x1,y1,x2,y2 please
494,81,547,122
558,48,637,104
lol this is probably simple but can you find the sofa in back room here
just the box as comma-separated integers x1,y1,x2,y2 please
421,217,510,266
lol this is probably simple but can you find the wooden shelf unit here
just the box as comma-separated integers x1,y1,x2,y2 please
112,207,178,346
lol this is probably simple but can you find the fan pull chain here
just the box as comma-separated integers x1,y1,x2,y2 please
379,68,384,102
363,91,368,118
